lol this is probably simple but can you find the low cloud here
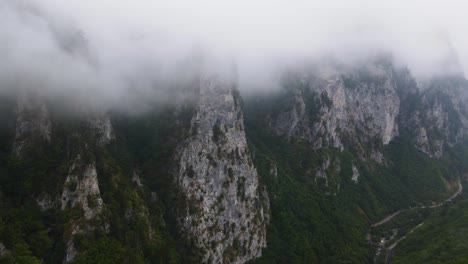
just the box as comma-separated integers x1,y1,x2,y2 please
1,0,467,111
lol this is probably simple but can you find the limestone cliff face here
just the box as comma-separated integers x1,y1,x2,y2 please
60,113,114,263
274,85,312,142
273,61,468,163
403,77,468,158
274,62,400,159
61,155,104,220
175,75,267,263
87,113,115,145
62,155,106,263
11,92,115,262
314,64,399,149
12,92,52,156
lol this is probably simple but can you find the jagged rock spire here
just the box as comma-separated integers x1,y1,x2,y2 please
175,72,268,263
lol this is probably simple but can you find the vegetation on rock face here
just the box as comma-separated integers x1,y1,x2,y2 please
0,103,195,263
1,70,468,264
242,80,464,263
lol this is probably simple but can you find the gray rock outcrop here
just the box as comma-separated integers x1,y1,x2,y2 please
175,74,268,264
87,113,115,145
61,155,104,220
61,154,106,263
274,62,400,160
402,77,468,158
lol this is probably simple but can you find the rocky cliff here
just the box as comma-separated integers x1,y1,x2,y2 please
61,154,107,263
274,61,400,161
60,113,114,263
1,73,268,263
175,75,268,263
273,61,468,162
402,77,468,158
10,92,115,262
3,57,468,264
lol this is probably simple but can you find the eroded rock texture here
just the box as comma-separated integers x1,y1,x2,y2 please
274,62,400,157
175,75,268,264
401,77,468,158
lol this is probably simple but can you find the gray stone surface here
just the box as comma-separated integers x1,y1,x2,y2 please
61,155,104,220
175,74,268,264
61,154,105,263
274,63,400,154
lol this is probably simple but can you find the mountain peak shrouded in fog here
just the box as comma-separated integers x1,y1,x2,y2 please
3,2,468,264
1,0,468,112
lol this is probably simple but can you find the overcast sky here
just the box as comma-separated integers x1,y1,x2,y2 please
1,0,467,109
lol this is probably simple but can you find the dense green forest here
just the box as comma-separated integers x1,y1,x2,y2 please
392,196,468,264
0,103,194,263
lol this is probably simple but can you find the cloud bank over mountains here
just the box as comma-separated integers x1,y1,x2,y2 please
1,0,467,110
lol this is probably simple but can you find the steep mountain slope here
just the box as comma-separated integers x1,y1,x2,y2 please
1,58,468,264
174,75,267,264
273,62,399,153
0,73,267,263
244,59,468,263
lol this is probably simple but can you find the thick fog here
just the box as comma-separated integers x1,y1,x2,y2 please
1,0,467,111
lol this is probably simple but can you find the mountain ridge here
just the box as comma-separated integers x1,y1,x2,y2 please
1,58,468,263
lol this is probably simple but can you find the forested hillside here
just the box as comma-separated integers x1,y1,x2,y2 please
1,61,468,264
